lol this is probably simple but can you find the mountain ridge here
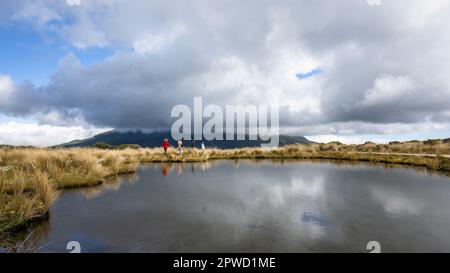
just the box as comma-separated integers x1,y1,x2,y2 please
55,130,314,149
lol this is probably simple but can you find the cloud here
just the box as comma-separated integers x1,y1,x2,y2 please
10,1,62,27
133,24,186,54
359,75,414,107
0,75,15,107
61,13,108,49
0,121,108,147
1,0,450,140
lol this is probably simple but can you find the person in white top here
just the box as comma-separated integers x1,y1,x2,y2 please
177,139,183,155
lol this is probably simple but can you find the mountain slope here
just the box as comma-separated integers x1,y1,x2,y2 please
55,130,314,149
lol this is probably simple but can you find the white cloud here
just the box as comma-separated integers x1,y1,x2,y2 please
359,75,415,107
61,14,108,49
0,121,109,147
133,24,186,54
306,135,375,144
0,75,14,106
11,1,61,26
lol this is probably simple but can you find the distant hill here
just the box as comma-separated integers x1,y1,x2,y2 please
55,130,314,149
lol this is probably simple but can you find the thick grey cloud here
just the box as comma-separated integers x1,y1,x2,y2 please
1,0,450,136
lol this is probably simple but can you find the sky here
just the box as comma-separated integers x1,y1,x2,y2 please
0,0,450,146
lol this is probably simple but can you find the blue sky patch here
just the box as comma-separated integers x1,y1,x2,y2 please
0,23,112,87
296,67,323,80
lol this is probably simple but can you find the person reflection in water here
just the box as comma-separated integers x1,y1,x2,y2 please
177,163,183,176
161,163,184,176
161,164,170,176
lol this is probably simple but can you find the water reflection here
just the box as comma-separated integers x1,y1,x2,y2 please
67,173,140,199
160,162,217,176
369,185,424,217
162,164,170,176
301,212,327,227
0,216,51,253
3,159,450,253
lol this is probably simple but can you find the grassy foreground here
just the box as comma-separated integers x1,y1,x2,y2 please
1,139,450,233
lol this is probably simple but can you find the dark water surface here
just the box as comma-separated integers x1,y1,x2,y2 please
14,160,450,252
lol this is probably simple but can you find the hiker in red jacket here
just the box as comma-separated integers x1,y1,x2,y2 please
162,138,170,154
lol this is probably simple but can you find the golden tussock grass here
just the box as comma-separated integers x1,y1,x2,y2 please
0,148,140,232
1,140,450,233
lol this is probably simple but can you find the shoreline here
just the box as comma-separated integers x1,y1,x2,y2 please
1,144,450,235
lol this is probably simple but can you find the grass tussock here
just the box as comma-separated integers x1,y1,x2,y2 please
1,139,450,233
0,148,140,232
0,169,57,233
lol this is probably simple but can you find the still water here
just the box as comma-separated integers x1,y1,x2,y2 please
12,160,450,252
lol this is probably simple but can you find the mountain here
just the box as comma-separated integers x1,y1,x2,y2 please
55,130,314,149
